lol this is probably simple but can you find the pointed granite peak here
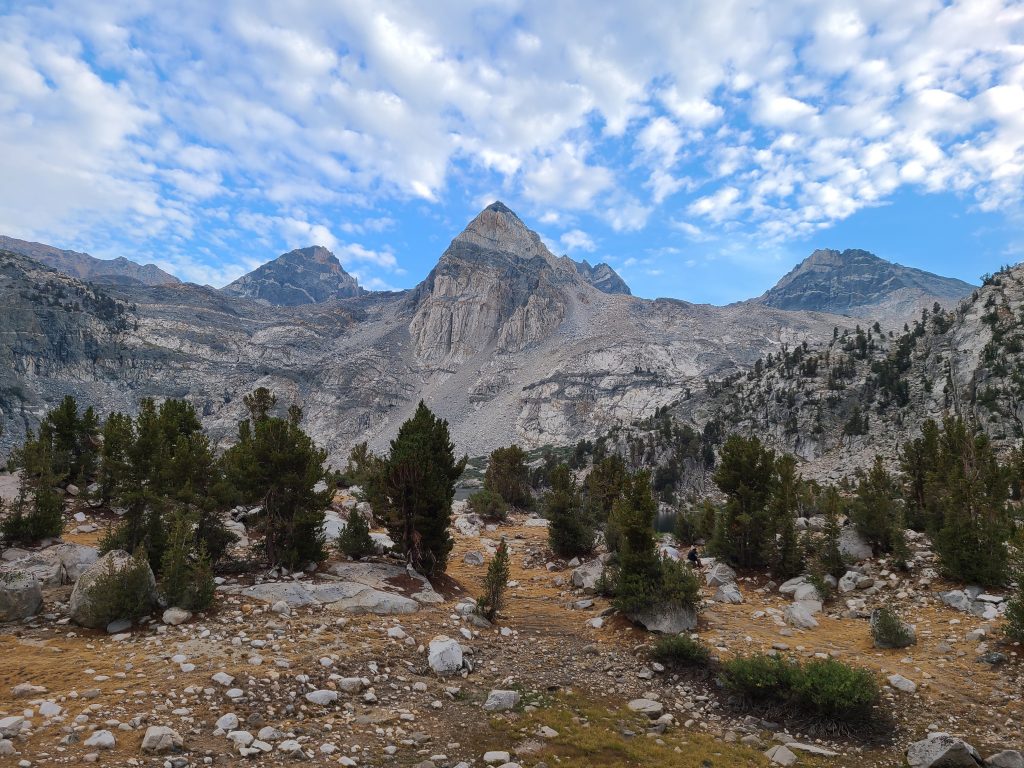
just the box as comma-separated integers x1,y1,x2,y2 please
222,245,362,306
453,201,550,264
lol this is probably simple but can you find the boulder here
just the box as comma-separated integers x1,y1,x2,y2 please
0,571,42,622
713,583,743,604
792,582,822,603
68,550,158,629
571,558,606,590
427,636,464,675
0,716,25,737
778,576,808,596
51,543,99,582
305,690,338,706
784,603,818,629
987,751,1024,768
627,699,664,718
940,590,972,612
887,674,917,694
483,690,521,712
629,606,697,634
463,551,484,566
162,607,192,626
84,730,116,749
141,726,183,753
765,745,797,766
838,527,873,561
906,733,983,767
705,562,736,588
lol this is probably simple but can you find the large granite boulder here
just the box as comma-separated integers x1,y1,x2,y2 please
0,571,43,622
628,606,698,634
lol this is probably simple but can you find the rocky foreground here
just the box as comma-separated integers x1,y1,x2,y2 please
0,489,1021,768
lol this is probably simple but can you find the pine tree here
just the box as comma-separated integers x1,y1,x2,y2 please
815,488,847,578
932,418,1011,587
771,455,805,579
611,471,661,614
222,407,330,569
477,538,511,621
377,402,466,577
850,457,905,554
484,445,532,509
711,435,778,568
337,510,375,559
1004,531,1024,642
546,464,593,558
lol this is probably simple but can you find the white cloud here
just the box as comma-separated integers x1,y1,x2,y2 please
560,228,596,252
0,0,1022,275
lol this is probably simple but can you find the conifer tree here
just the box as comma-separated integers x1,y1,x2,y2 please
484,445,532,509
376,402,466,577
851,457,904,554
546,463,593,558
477,538,511,621
932,418,1011,586
711,435,778,568
772,455,805,579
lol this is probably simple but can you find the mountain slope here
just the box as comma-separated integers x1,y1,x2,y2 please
668,268,1024,482
0,235,180,287
0,206,856,462
221,246,362,305
753,248,974,325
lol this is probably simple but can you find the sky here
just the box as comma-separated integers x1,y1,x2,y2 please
1,1,1023,303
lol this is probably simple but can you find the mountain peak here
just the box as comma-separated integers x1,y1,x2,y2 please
222,245,362,306
0,235,180,287
755,247,974,322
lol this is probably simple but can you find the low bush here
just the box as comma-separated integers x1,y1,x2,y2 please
337,511,375,559
721,654,798,703
651,634,710,667
790,658,879,720
661,557,702,612
469,488,508,521
871,607,915,648
85,548,156,626
722,653,879,722
0,487,63,546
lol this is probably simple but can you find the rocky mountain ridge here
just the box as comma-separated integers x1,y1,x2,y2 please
644,266,1020,483
0,204,856,463
753,248,974,327
0,235,180,287
221,245,363,306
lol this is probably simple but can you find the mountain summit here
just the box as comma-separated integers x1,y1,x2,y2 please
754,248,974,322
221,246,362,306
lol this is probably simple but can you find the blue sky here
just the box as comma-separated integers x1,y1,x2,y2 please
1,1,1022,304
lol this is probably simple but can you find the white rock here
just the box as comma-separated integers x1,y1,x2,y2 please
83,730,116,749
483,690,521,712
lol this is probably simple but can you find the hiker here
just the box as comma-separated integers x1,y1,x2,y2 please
687,544,701,570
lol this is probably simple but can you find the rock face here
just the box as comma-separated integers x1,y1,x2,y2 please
754,248,973,324
68,550,158,628
0,235,180,286
0,571,43,622
222,246,362,306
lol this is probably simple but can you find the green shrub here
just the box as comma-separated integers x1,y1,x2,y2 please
722,653,879,722
468,488,508,522
83,548,156,626
721,654,798,703
337,511,375,559
651,634,710,667
660,557,702,612
0,485,63,546
871,607,915,649
807,573,833,603
790,658,879,720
